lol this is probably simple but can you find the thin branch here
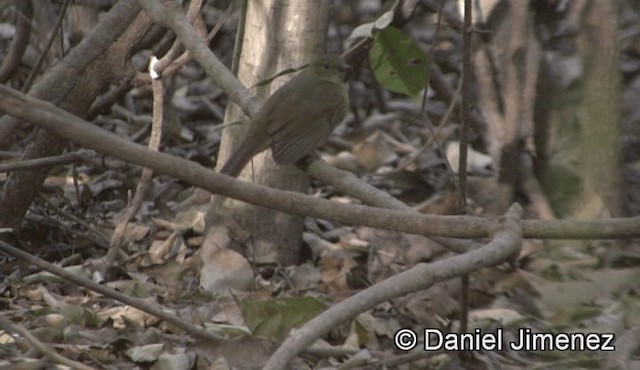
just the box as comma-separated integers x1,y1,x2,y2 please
459,0,473,206
23,0,73,92
303,159,480,253
0,240,223,341
38,193,111,244
103,59,166,268
150,0,204,77
136,0,261,116
459,0,474,340
0,151,89,173
0,315,97,370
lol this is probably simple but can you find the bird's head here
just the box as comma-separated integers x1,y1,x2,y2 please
309,54,352,83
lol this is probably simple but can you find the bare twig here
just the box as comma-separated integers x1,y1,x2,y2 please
459,0,474,339
0,240,223,341
0,151,89,173
0,315,96,370
37,193,111,245
103,57,166,268
150,0,204,77
23,0,73,92
137,0,261,117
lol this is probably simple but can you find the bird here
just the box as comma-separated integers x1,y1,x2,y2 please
219,54,350,177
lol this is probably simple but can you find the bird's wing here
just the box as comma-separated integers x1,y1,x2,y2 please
265,81,347,164
270,115,331,164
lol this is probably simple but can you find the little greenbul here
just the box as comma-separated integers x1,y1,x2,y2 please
219,54,351,177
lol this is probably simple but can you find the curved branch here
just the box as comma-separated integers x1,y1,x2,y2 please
136,0,261,117
263,204,524,370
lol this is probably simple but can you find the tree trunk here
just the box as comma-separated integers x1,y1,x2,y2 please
202,0,332,273
537,0,621,218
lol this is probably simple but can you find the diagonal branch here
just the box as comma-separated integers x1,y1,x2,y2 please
0,84,638,240
136,0,261,117
263,204,525,370
0,240,223,341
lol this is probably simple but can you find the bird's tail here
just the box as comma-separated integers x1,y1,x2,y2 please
219,143,255,178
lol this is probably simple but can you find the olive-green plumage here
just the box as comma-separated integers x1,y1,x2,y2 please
220,54,350,177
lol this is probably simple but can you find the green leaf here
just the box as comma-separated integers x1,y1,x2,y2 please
370,27,427,96
239,296,327,340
